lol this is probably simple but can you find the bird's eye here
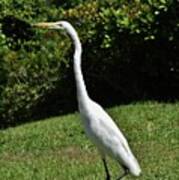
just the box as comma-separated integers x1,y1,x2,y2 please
58,24,63,28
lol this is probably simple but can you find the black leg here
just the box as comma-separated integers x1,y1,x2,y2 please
102,158,111,180
116,165,129,180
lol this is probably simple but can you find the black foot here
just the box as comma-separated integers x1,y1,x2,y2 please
106,174,110,180
102,158,111,180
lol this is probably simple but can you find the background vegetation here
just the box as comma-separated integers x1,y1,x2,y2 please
0,0,179,126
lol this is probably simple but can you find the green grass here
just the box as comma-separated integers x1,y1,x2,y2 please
0,102,179,180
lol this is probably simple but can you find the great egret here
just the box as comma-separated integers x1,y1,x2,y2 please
34,21,141,179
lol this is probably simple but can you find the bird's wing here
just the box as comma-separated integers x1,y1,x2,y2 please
89,101,133,157
81,100,141,174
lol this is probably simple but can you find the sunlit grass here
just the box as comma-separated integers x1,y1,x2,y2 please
0,102,178,179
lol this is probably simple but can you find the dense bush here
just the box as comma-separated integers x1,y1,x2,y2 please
0,0,98,127
0,0,179,127
46,0,87,9
96,0,179,102
0,0,64,126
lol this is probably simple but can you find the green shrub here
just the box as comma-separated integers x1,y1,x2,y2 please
95,0,179,103
0,0,98,127
0,0,179,127
0,0,63,125
46,0,87,9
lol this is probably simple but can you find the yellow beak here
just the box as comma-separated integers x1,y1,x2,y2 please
33,22,56,28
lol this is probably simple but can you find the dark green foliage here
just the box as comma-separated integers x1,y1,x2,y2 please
1,16,34,42
0,0,179,127
0,1,66,126
96,0,179,102
47,0,87,9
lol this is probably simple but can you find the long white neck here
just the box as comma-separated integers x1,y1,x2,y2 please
66,24,89,106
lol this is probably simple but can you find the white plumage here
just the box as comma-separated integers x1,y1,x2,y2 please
34,20,141,179
79,98,141,177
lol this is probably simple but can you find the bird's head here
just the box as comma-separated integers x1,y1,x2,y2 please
33,20,81,50
33,20,78,41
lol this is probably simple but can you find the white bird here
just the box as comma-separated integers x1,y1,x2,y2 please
34,21,141,179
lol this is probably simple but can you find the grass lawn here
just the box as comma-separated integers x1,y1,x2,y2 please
0,102,178,180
